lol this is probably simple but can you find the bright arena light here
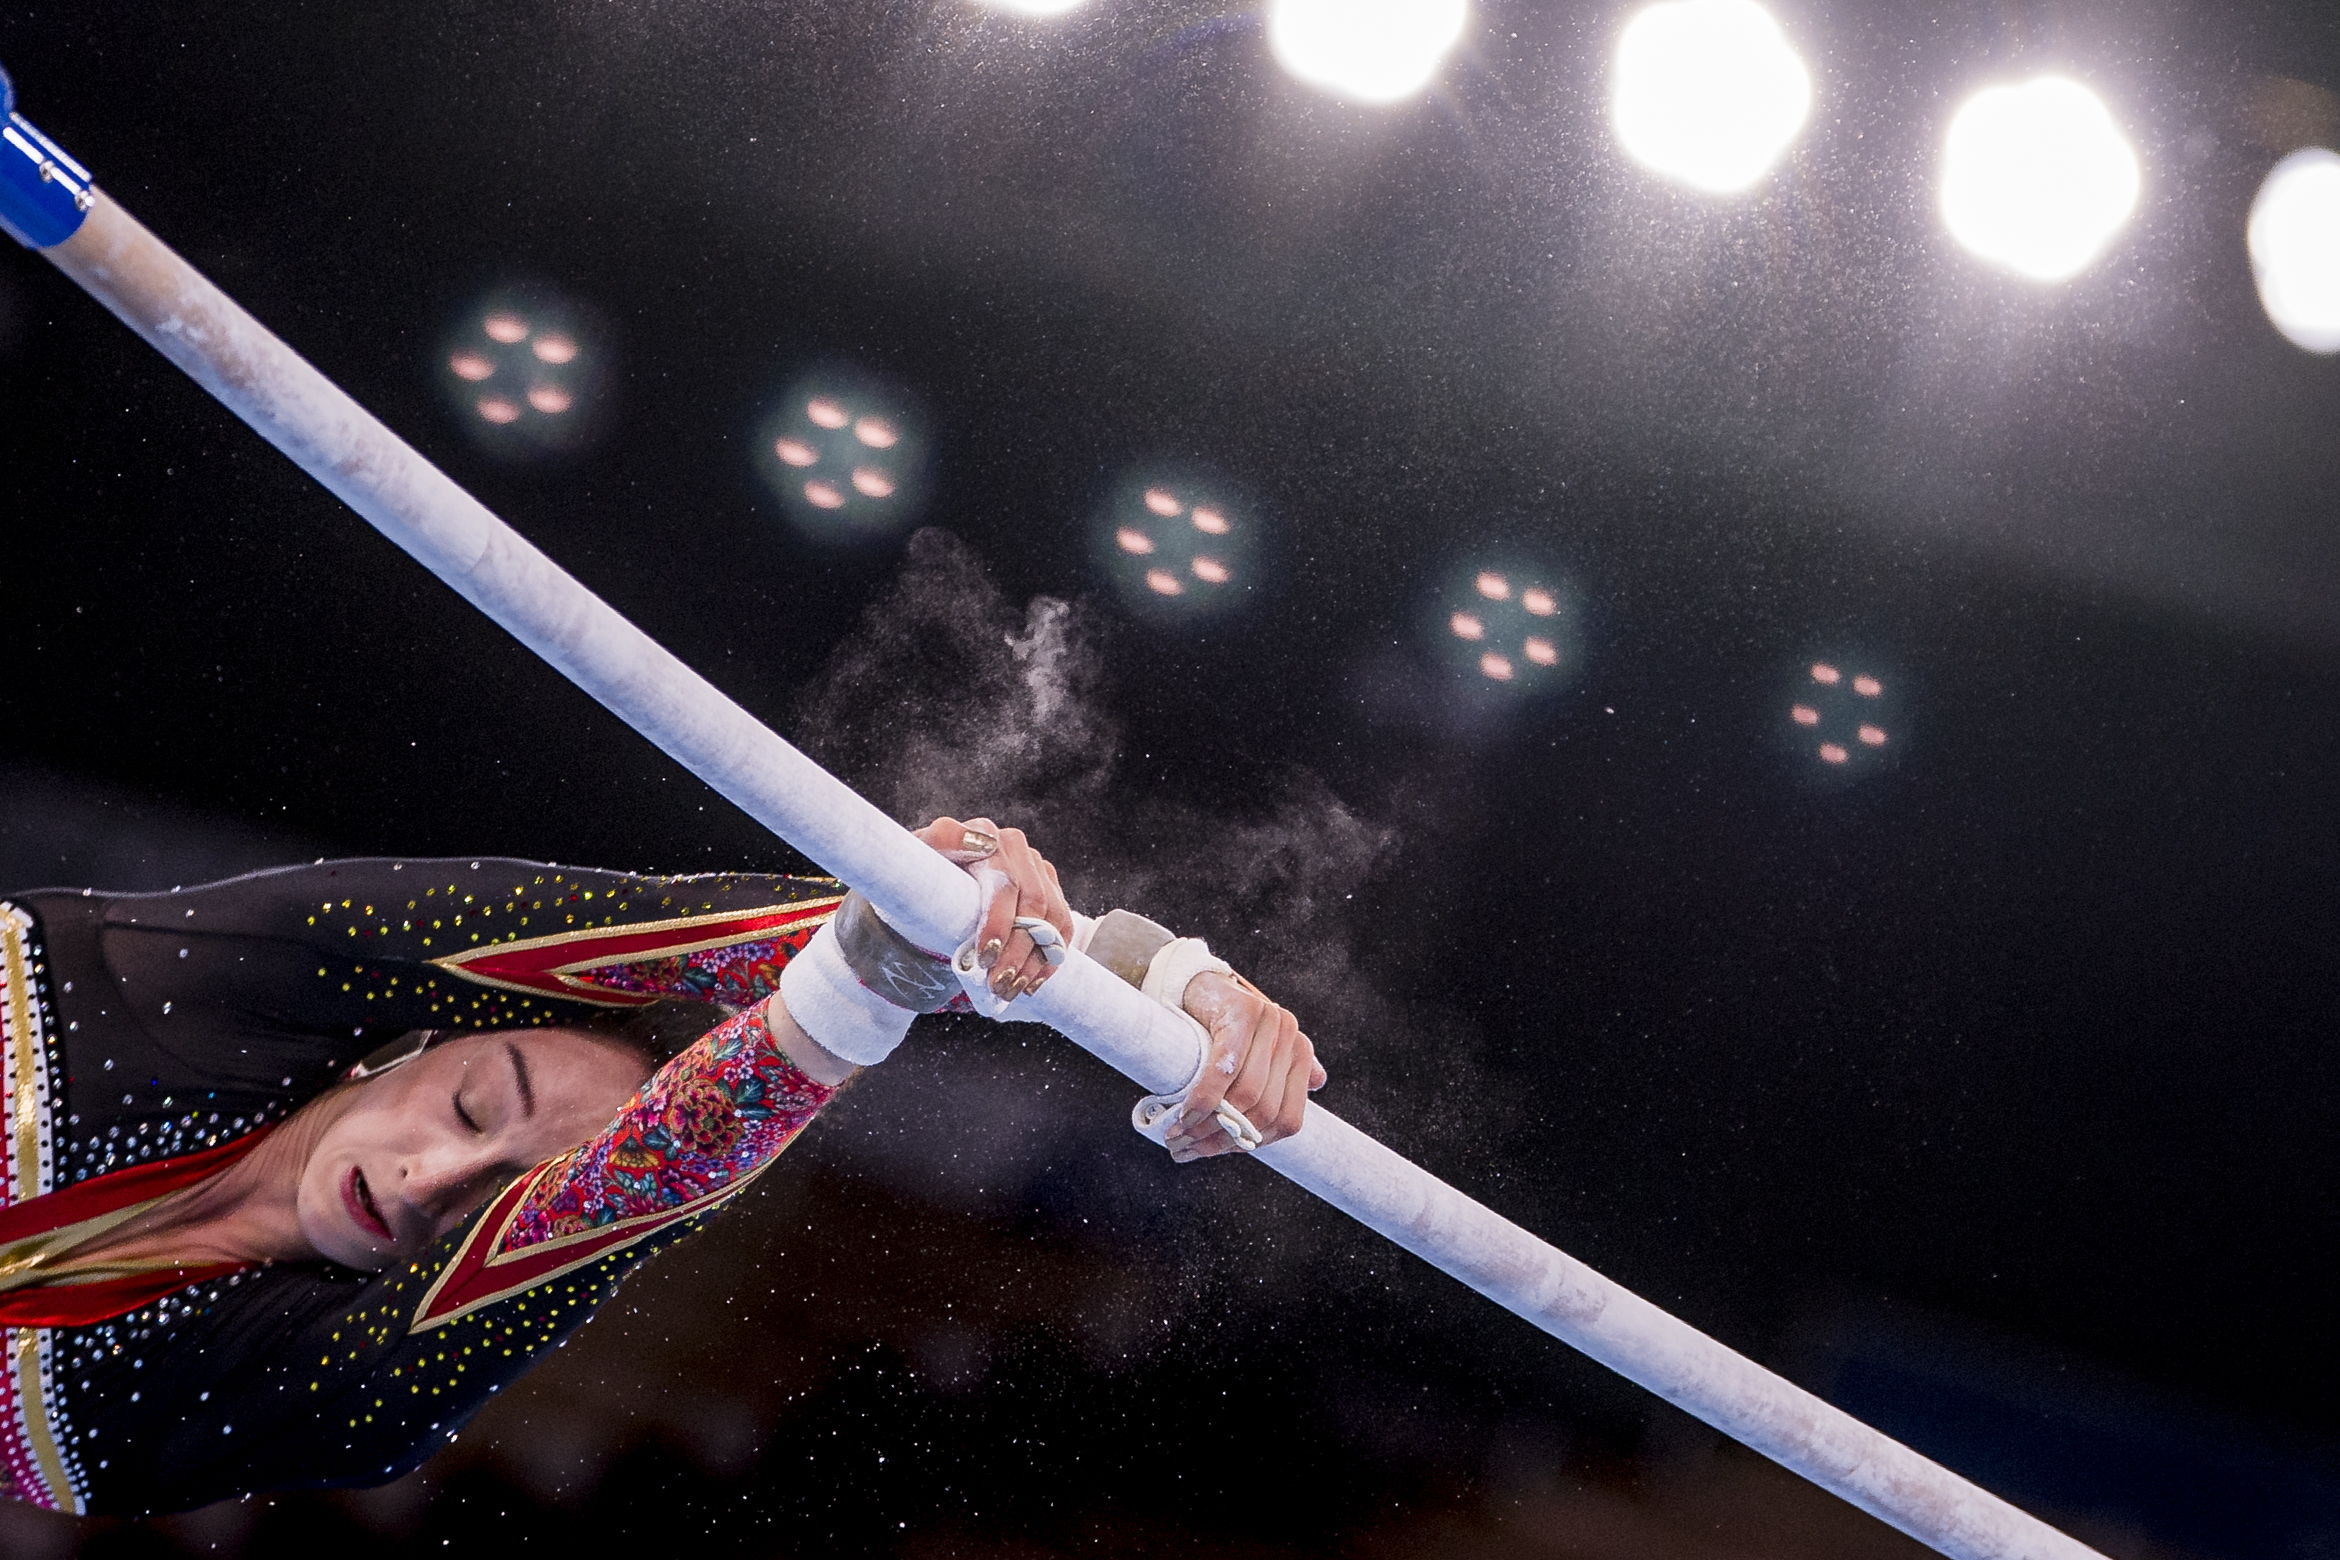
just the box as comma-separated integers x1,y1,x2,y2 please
1787,659,1898,776
1436,564,1574,694
1267,0,1468,106
441,290,603,455
1611,0,1813,195
1940,76,2141,282
2248,148,2340,354
1100,473,1255,619
759,376,924,538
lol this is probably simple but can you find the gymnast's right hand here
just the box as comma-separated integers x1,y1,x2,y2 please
1163,972,1323,1162
914,815,1074,1003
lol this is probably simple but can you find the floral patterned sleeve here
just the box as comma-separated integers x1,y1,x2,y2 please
500,999,837,1250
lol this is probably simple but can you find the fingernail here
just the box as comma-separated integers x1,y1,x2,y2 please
978,937,1004,970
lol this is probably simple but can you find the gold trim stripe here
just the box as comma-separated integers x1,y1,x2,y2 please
11,1326,79,1514
2,910,48,1206
0,910,78,1513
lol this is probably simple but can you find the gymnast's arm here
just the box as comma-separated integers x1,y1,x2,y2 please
365,817,1316,1311
416,981,853,1288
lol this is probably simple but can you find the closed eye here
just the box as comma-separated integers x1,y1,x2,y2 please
453,1094,482,1133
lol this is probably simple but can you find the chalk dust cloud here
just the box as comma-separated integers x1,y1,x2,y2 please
793,529,1508,1175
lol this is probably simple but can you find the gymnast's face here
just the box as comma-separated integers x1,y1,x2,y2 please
295,1029,650,1271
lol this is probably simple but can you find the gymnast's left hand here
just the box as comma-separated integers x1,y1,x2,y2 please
915,815,1074,1003
1164,973,1324,1162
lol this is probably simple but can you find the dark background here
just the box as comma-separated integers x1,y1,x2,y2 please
3,1,2339,1555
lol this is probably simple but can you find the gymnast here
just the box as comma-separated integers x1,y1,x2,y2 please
0,818,1320,1515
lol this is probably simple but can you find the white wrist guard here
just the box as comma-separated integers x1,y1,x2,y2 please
1139,936,1234,1012
778,919,915,1067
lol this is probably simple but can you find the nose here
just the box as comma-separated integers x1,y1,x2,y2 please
398,1145,502,1236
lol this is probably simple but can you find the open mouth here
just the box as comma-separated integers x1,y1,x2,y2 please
342,1165,394,1245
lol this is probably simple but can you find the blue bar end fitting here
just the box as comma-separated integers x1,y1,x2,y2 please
0,61,95,249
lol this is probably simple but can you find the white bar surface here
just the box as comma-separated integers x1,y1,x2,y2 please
43,191,2104,1560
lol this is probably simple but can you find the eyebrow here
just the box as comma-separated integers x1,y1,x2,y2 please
504,1039,536,1118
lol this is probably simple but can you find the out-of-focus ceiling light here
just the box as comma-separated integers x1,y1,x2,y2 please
1437,565,1574,692
1267,0,1468,106
1611,0,1813,195
1100,476,1255,618
1940,76,2140,282
2248,148,2340,354
760,378,924,538
442,290,603,454
1788,660,1897,774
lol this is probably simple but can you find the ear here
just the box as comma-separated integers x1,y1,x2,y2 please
344,1028,440,1081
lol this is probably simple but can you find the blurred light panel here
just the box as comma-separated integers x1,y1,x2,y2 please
1436,564,1576,694
1940,77,2140,282
1099,474,1255,619
1788,660,1899,775
759,377,925,539
2249,148,2340,354
1267,0,1468,105
440,290,603,455
1611,0,1812,195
